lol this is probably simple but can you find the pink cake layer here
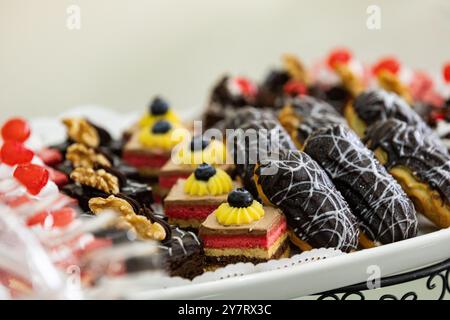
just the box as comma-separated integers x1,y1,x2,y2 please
201,218,287,249
123,152,169,168
165,205,219,219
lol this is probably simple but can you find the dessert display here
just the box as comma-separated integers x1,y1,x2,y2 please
199,188,289,270
304,124,418,247
158,135,233,195
254,149,359,253
2,49,450,299
279,95,347,149
164,163,235,228
364,119,450,228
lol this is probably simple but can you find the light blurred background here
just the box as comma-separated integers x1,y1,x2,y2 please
1,0,449,122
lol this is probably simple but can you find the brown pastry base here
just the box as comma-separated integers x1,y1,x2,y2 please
288,231,313,252
358,232,377,249
278,105,304,149
343,102,367,138
374,147,450,228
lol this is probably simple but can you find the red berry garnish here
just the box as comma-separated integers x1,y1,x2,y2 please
327,48,352,69
13,163,49,195
283,80,307,96
372,57,400,76
234,77,257,97
1,118,31,142
1,141,34,165
443,62,450,83
27,207,75,228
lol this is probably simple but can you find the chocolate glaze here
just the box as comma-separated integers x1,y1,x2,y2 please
226,109,297,198
289,96,347,145
354,90,429,133
159,227,204,279
364,119,450,204
308,84,351,114
255,149,359,252
304,124,417,243
255,69,291,109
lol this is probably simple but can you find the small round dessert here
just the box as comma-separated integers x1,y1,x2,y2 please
345,90,433,138
304,124,418,247
139,96,180,127
253,149,359,252
278,95,347,149
227,115,297,199
364,119,450,228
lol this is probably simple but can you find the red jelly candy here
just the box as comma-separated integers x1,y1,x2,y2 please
372,57,400,76
443,62,450,83
327,48,352,68
13,163,49,195
283,80,307,96
1,141,34,165
234,77,257,97
1,118,31,143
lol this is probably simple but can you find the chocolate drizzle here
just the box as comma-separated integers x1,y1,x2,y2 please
364,119,450,203
354,90,429,133
289,96,347,144
226,109,297,198
256,149,359,252
304,124,417,243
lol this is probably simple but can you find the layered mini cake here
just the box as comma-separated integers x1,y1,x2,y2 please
123,120,187,178
199,188,289,270
164,163,235,229
158,135,233,196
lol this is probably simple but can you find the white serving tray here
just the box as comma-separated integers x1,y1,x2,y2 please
30,106,450,300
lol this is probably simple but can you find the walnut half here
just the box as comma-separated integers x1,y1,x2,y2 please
70,167,119,194
66,143,111,168
88,195,166,241
63,118,100,148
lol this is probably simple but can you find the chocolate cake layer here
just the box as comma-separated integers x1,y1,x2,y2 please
304,124,417,243
200,206,283,237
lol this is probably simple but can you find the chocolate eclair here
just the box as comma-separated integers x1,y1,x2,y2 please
226,112,297,199
304,124,417,247
279,95,347,149
364,119,450,228
254,149,359,252
345,90,431,137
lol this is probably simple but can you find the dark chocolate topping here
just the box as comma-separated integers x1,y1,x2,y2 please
255,149,359,252
159,227,204,279
151,120,171,134
364,119,450,203
304,124,417,243
226,110,297,198
354,90,431,134
262,69,290,93
194,163,216,181
190,135,210,151
150,96,169,116
290,96,347,144
87,120,112,146
227,188,254,208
